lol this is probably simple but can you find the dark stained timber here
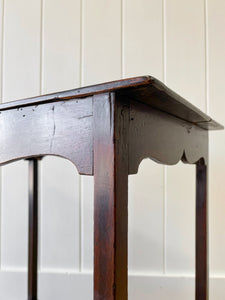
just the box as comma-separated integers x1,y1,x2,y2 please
93,93,129,300
28,158,39,300
0,98,93,175
0,76,221,299
0,76,222,130
196,160,208,300
128,99,208,173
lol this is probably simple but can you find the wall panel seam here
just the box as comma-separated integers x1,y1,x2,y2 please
162,0,167,275
0,0,5,270
79,177,82,272
80,0,84,86
39,0,44,272
80,0,84,272
121,0,124,78
204,0,209,114
40,0,44,96
0,0,4,103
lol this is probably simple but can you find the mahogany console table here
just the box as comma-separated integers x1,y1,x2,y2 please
0,76,223,300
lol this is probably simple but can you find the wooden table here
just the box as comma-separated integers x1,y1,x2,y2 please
0,76,223,300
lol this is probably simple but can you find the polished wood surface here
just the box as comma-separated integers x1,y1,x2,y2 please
0,76,222,299
93,93,129,299
128,99,208,174
0,97,93,174
0,76,222,130
196,160,208,300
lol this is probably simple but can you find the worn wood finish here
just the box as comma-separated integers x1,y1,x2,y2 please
196,159,208,300
28,158,39,300
129,100,208,174
93,93,129,300
0,77,147,110
0,76,222,130
0,97,93,175
0,76,222,299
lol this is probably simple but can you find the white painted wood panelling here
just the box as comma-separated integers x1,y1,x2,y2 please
123,0,163,79
82,0,122,85
2,0,41,101
40,0,81,273
128,160,164,273
0,0,3,269
1,161,29,269
0,0,3,101
1,0,41,271
166,163,195,274
80,175,93,272
42,0,81,93
0,0,225,298
165,0,206,111
165,0,206,276
207,0,225,276
40,157,80,271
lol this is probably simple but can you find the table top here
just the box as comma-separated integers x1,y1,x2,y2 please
0,76,223,130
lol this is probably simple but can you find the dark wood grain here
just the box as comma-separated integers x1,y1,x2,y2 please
0,97,93,175
93,93,129,300
0,76,221,299
119,78,222,130
28,158,39,300
0,77,148,111
0,76,222,130
196,159,208,300
129,100,208,174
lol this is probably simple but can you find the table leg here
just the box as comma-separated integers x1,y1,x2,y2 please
28,158,39,300
93,93,129,300
196,160,208,300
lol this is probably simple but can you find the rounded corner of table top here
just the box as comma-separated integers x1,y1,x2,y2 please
0,75,223,132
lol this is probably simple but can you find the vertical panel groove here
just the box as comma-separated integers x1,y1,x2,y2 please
0,166,2,270
0,0,5,270
40,0,44,96
39,0,43,273
163,167,167,274
39,0,43,272
39,159,43,272
79,0,84,273
162,0,167,275
204,0,209,114
121,0,124,78
162,0,166,84
0,0,4,102
79,177,82,272
80,0,83,86
79,176,82,272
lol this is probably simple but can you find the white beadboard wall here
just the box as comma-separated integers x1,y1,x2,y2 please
0,0,224,299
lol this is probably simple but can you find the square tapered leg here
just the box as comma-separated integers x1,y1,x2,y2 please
196,161,208,300
93,93,129,300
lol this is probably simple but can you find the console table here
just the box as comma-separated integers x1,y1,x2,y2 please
0,76,223,300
